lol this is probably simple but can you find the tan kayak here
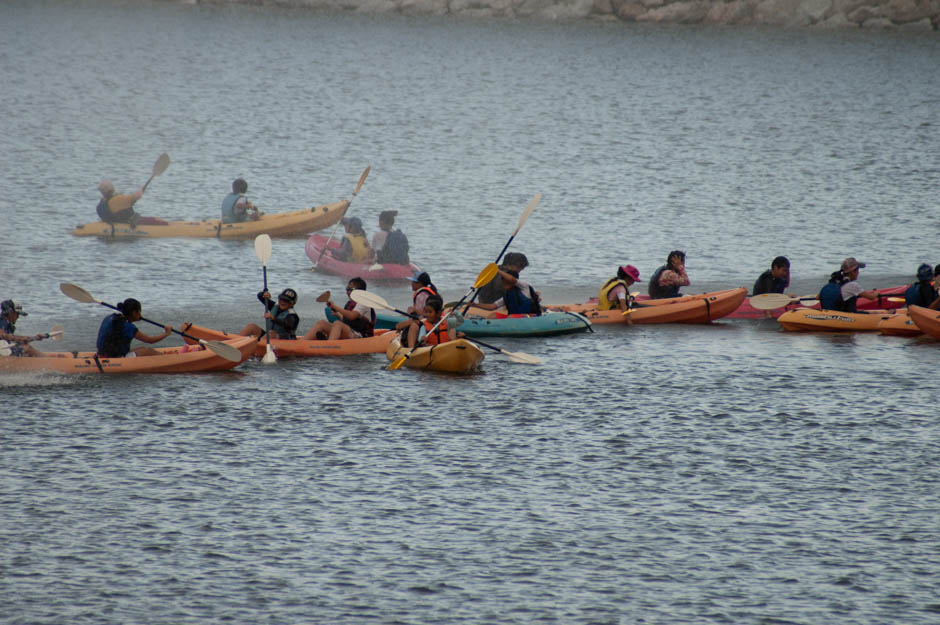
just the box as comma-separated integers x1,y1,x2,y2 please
385,336,484,373
72,200,347,239
181,323,395,358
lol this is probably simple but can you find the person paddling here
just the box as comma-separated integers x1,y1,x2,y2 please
463,267,542,316
239,288,300,340
904,263,940,309
0,300,43,357
96,298,172,357
305,278,375,340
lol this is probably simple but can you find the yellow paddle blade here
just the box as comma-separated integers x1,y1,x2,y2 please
388,355,407,370
622,309,634,316
475,263,499,288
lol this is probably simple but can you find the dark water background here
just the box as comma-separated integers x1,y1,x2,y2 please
1,1,939,623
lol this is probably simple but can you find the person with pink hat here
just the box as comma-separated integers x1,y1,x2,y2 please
598,265,642,314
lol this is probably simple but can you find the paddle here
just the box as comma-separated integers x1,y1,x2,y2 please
254,234,277,364
316,291,332,303
58,283,242,362
749,293,819,310
110,153,171,212
462,193,541,313
311,166,371,270
389,263,499,370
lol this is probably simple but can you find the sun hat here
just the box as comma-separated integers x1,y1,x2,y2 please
620,265,642,282
840,257,866,272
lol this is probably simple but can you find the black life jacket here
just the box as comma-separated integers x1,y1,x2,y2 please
648,265,680,299
344,301,375,337
377,229,410,264
97,198,112,222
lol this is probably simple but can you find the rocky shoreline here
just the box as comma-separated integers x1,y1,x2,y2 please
167,0,938,30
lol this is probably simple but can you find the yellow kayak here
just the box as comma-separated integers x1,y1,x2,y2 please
777,308,898,332
72,200,347,239
386,336,484,373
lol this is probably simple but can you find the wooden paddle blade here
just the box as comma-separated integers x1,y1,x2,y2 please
353,166,371,196
748,293,794,310
60,282,99,304
316,291,331,303
153,153,170,176
202,340,244,363
48,325,65,341
388,355,407,370
475,263,499,288
513,193,541,236
254,234,273,265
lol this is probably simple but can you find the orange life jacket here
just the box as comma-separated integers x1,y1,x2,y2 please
422,318,449,346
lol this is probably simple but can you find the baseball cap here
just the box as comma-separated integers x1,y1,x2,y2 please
840,257,866,272
1,300,26,316
278,288,298,304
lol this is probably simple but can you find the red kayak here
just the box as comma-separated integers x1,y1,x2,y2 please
305,234,421,283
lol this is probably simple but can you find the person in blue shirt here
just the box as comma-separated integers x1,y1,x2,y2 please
96,298,172,357
904,263,939,309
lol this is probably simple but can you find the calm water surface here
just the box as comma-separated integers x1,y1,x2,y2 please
1,1,939,623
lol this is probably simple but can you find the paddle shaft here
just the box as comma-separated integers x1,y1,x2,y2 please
312,166,370,269
95,300,202,344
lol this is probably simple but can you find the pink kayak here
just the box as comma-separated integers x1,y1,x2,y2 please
305,233,422,283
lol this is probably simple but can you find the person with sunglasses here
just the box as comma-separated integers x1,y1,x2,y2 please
305,278,375,340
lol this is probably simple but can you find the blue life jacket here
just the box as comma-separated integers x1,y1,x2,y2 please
377,230,410,264
906,282,938,308
504,284,540,316
648,265,680,299
221,192,246,224
819,281,846,311
97,314,134,357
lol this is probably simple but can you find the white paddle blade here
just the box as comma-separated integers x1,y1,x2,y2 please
0,340,12,356
349,289,392,312
254,234,273,265
202,340,243,363
514,193,541,235
748,293,795,310
262,344,277,364
49,325,65,341
505,350,541,365
60,282,98,304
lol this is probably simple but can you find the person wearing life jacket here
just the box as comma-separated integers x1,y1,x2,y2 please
836,257,879,313
372,210,410,265
476,252,529,305
96,298,172,357
0,299,44,357
396,294,460,348
239,288,300,340
904,263,940,309
818,271,847,311
331,217,372,263
221,178,260,224
648,250,690,299
464,268,542,316
97,180,143,226
752,256,791,295
305,278,376,341
407,271,439,316
598,265,642,313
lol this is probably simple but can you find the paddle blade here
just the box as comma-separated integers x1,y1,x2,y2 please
60,282,99,304
316,291,331,303
748,293,794,310
353,166,371,196
349,289,390,311
0,340,11,356
388,355,407,370
504,350,541,365
152,153,170,177
513,192,541,236
48,325,65,341
202,340,243,363
475,263,499,289
261,344,277,364
254,234,273,265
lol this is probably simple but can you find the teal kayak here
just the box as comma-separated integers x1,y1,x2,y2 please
327,307,591,337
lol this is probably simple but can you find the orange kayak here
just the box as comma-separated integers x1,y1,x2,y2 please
878,311,923,337
908,305,940,339
0,335,256,374
777,308,898,332
556,288,747,324
181,323,395,358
